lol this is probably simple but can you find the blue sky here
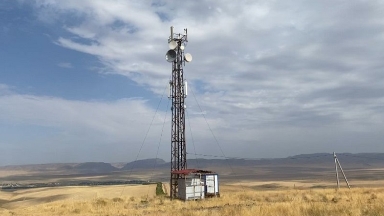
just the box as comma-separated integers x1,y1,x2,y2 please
1,0,384,165
1,1,149,101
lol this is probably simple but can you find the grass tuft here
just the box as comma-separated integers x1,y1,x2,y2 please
112,197,124,202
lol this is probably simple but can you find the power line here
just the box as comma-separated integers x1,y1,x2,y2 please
187,152,333,161
187,152,255,160
120,84,168,197
146,99,170,197
189,87,231,163
186,109,201,168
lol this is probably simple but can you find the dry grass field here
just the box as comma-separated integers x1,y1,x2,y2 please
1,182,384,216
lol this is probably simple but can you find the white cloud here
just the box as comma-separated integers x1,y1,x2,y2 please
0,88,163,163
5,0,384,164
0,87,228,164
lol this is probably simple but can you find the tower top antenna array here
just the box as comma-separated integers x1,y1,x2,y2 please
165,26,192,63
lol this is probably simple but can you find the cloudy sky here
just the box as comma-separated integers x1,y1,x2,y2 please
1,0,384,165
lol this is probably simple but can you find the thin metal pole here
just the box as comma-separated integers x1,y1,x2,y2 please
336,157,351,189
334,152,339,190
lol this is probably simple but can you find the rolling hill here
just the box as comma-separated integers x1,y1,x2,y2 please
1,153,384,184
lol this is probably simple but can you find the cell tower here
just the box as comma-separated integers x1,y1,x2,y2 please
165,26,192,199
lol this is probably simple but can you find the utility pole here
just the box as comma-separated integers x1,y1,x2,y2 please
333,152,351,190
334,152,340,189
165,26,192,199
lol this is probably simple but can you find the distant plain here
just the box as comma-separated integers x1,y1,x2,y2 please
1,153,384,215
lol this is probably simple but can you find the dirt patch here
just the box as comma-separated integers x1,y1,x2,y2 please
251,183,287,190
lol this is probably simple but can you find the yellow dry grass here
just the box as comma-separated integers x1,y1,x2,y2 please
1,183,384,216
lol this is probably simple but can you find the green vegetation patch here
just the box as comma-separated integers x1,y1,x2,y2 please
156,182,166,196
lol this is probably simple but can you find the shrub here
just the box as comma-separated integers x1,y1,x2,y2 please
331,196,339,203
93,198,108,207
112,197,124,203
156,182,166,196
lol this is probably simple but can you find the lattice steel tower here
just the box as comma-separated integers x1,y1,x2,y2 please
165,26,192,199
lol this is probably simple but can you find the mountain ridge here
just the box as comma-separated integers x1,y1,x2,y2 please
1,153,384,173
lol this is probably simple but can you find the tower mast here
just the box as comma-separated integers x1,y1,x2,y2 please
165,26,192,199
